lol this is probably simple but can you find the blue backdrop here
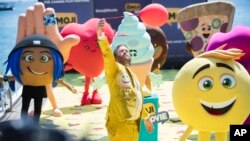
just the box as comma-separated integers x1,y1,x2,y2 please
94,0,152,30
38,0,94,30
153,0,207,68
39,0,208,69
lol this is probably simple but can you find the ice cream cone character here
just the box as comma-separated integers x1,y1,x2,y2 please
112,12,154,96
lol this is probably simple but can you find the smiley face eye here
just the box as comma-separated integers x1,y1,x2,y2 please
198,77,213,91
24,55,34,63
40,55,50,63
84,45,90,50
96,43,100,48
220,74,236,88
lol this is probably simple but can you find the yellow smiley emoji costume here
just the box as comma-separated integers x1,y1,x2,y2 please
98,35,150,141
172,47,250,141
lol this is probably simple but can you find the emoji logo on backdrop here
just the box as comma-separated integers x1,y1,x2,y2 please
166,8,180,26
56,13,78,28
125,3,141,12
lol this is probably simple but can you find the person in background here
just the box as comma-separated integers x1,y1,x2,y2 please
96,18,154,141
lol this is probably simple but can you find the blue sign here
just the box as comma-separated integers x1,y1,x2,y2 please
38,0,94,30
153,0,207,68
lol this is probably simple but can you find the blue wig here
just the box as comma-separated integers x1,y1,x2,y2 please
5,48,64,85
5,48,23,83
49,48,64,84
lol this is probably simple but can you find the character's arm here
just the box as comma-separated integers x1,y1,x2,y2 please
56,79,77,94
0,75,15,82
46,85,63,117
7,76,15,81
46,85,58,109
179,126,193,141
97,19,118,77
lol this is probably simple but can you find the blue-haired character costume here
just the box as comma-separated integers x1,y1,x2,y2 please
5,34,64,124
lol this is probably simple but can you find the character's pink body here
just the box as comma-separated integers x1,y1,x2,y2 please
61,18,114,105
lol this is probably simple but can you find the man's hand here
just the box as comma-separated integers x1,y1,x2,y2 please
16,2,80,62
97,18,106,37
144,118,154,133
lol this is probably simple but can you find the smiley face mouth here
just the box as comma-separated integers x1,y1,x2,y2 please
203,33,210,38
91,49,96,52
200,97,236,116
122,81,130,83
27,66,47,75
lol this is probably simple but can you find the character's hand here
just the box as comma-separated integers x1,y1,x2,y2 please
52,108,63,117
16,2,80,62
69,86,78,94
144,118,154,133
91,76,106,89
97,18,106,37
149,72,163,88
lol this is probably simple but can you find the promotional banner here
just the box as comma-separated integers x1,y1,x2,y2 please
38,0,94,29
94,0,152,30
153,0,207,68
38,0,207,69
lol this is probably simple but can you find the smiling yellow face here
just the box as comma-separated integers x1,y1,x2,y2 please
172,57,250,131
20,47,54,86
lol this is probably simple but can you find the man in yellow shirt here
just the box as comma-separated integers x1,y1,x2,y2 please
97,19,154,141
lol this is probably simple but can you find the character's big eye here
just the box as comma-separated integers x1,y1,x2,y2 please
220,74,236,89
84,45,90,50
40,55,50,63
96,43,100,48
198,77,213,91
24,55,34,63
